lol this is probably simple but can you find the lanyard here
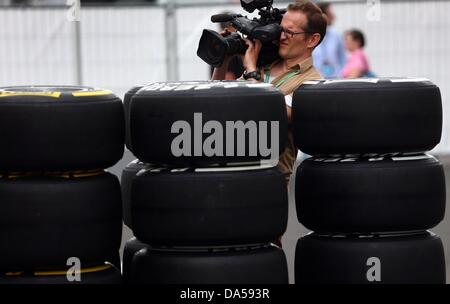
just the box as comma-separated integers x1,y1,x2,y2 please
264,67,301,88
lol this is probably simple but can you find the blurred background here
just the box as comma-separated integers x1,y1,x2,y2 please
1,0,449,283
0,0,448,154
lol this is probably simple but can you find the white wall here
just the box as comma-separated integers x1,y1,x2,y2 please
0,6,166,98
0,1,449,153
80,7,166,96
332,1,450,154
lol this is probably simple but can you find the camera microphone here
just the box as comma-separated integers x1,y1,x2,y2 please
275,8,287,14
211,13,238,23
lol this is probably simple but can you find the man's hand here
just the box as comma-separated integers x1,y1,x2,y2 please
241,38,262,73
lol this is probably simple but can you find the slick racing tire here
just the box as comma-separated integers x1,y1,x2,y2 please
131,164,288,246
0,264,122,285
127,243,288,284
293,78,442,155
295,155,446,234
124,86,144,152
0,171,122,271
121,160,146,229
122,238,149,282
0,86,124,171
295,232,446,284
130,81,288,165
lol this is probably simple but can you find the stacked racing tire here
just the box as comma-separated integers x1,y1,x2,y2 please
292,78,446,284
0,86,124,284
122,81,289,284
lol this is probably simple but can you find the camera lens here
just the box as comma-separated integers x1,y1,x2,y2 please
208,35,224,59
197,30,226,67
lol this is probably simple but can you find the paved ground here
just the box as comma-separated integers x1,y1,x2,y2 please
111,151,450,284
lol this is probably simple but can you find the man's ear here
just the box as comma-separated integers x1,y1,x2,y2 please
307,33,321,49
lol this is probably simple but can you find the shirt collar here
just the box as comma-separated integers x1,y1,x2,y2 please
288,57,314,73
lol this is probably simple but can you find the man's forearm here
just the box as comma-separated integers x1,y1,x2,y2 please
211,58,232,80
212,66,227,80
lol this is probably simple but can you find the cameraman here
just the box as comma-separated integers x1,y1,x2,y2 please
213,0,327,184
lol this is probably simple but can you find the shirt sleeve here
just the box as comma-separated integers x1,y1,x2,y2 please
285,94,293,107
352,53,366,71
342,51,366,77
312,47,324,70
337,34,347,74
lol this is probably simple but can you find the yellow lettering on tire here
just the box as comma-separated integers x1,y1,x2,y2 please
0,92,61,98
72,90,112,97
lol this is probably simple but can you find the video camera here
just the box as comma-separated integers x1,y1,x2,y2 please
197,0,286,68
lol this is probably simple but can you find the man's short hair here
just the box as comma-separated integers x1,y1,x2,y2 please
288,1,327,46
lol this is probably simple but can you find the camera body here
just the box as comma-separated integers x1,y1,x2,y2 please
197,0,286,68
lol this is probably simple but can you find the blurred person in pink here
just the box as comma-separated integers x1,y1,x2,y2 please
341,29,375,78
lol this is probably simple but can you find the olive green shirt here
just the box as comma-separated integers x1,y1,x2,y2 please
262,57,322,184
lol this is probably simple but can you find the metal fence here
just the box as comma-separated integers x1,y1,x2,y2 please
1,0,449,153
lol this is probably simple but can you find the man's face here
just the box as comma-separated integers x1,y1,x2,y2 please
279,10,311,61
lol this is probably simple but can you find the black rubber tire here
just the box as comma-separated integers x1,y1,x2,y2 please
121,160,146,229
293,78,442,155
295,232,446,284
0,86,124,171
131,165,288,246
124,86,144,153
122,237,148,283
0,172,122,271
130,81,288,165
128,243,288,284
295,155,446,233
0,264,122,285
